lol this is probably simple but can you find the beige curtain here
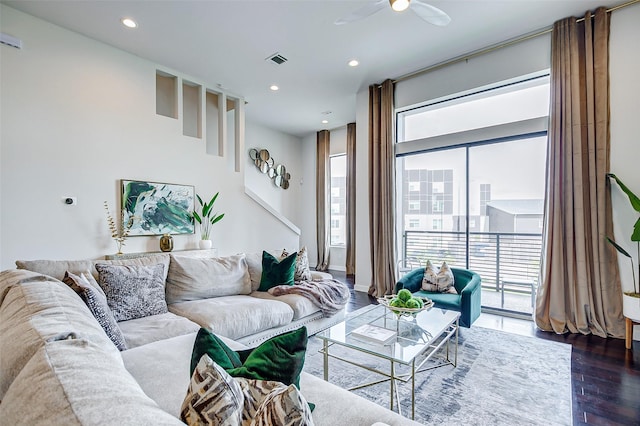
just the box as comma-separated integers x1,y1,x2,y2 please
346,122,357,276
535,7,624,338
316,130,330,271
368,80,396,297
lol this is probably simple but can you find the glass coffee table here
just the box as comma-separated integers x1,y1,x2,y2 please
315,304,460,419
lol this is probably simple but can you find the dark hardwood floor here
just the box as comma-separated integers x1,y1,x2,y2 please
329,270,640,426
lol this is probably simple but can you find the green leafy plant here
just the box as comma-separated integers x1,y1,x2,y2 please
104,201,135,254
607,173,640,296
192,192,225,240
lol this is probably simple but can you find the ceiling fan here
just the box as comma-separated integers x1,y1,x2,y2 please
335,0,451,26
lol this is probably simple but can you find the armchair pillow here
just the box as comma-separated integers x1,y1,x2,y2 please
421,260,457,294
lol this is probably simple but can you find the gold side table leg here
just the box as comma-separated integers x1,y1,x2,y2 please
412,359,416,419
323,339,329,381
454,318,459,367
390,360,395,411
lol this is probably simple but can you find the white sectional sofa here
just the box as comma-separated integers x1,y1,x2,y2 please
0,252,420,426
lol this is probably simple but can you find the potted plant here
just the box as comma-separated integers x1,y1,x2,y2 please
192,192,224,249
607,173,640,321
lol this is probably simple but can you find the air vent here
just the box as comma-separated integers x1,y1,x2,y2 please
266,53,288,65
0,33,22,49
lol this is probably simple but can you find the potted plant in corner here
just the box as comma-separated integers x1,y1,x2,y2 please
192,192,224,249
607,173,640,322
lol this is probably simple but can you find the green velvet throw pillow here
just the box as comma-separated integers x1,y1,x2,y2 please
258,250,297,291
190,326,308,389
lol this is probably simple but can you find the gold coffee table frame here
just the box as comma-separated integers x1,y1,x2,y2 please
316,304,460,420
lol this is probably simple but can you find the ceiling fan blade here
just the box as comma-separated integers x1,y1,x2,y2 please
411,1,451,26
335,0,387,25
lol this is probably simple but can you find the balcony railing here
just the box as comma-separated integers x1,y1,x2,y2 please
401,230,543,297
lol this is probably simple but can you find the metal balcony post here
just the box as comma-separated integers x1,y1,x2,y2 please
495,234,500,292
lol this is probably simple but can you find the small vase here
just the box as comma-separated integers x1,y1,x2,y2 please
160,234,173,252
199,239,213,250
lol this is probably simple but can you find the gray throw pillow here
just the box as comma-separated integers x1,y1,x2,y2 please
95,263,168,322
62,271,127,351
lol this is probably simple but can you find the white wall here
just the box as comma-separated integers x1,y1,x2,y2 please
0,5,301,269
609,4,640,339
299,133,317,265
244,121,302,223
354,89,371,292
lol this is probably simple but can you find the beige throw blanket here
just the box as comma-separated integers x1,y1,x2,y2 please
267,279,350,316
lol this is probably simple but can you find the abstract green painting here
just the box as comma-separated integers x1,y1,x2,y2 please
121,180,194,235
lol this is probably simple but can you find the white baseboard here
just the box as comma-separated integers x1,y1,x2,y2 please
354,283,369,293
329,265,346,272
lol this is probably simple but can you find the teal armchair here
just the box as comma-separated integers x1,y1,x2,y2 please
394,267,481,327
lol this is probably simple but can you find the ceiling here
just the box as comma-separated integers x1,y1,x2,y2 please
2,0,626,138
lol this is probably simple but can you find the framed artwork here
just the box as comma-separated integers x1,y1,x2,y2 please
121,180,194,235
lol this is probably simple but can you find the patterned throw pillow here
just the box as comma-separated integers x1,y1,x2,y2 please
181,354,244,426
281,247,312,282
182,355,314,426
95,263,168,322
421,261,457,294
248,380,314,426
62,271,127,351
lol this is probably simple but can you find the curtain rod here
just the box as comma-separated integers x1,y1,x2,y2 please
392,0,639,85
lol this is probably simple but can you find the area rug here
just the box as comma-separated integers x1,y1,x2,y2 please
303,307,572,425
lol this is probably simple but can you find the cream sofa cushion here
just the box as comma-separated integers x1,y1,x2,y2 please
166,254,251,303
169,296,293,340
0,269,119,399
118,312,200,349
0,339,183,426
250,291,321,320
244,252,263,292
122,331,246,418
16,254,171,283
15,259,93,281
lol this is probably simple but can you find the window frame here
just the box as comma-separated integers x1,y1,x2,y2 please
329,153,347,247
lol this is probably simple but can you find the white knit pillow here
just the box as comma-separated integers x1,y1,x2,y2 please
421,261,457,294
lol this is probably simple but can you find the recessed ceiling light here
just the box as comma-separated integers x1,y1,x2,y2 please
270,85,279,91
322,120,329,124
121,18,138,28
348,59,359,67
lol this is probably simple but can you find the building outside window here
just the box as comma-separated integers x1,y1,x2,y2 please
396,73,549,315
330,154,346,246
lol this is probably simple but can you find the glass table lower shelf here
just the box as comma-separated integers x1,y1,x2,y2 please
315,304,460,419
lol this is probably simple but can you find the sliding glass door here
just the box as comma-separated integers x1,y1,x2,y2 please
395,73,549,316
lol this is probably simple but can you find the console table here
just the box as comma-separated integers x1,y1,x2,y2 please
105,248,218,260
